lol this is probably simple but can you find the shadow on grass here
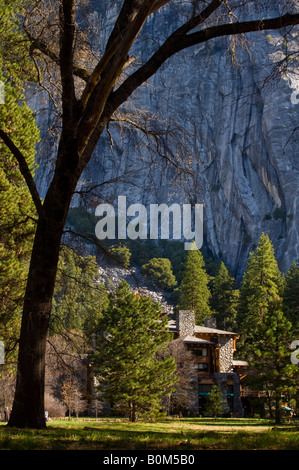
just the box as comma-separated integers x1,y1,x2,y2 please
1,419,298,450
0,425,203,450
176,417,274,427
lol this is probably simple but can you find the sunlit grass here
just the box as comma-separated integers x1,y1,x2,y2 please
0,417,298,450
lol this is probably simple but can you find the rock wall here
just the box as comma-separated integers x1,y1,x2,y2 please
214,372,244,417
32,1,299,278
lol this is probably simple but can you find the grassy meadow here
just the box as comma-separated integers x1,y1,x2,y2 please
0,417,298,450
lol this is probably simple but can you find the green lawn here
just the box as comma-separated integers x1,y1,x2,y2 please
0,417,298,450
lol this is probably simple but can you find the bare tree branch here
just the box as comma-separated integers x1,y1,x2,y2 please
77,0,163,156
109,115,194,175
80,8,299,167
0,129,43,217
111,12,299,112
28,34,90,82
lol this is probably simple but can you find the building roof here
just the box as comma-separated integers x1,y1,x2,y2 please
232,360,249,366
166,314,239,340
194,325,238,336
182,335,215,345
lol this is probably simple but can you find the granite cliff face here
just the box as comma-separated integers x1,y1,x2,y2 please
32,1,299,278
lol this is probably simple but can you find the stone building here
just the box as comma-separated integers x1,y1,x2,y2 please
168,310,247,416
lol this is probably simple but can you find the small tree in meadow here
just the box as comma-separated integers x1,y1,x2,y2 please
205,385,226,418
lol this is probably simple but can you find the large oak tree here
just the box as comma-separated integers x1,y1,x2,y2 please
0,0,299,428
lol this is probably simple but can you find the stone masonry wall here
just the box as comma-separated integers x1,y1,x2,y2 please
218,336,234,373
188,365,199,415
214,372,244,417
177,310,195,337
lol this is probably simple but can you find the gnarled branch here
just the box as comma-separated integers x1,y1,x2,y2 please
0,129,43,217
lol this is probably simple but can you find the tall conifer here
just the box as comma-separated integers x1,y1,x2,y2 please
237,233,283,357
178,247,212,325
283,260,299,329
250,305,297,424
210,262,238,331
94,281,177,422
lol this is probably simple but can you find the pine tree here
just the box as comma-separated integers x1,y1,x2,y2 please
93,281,177,422
210,262,238,331
237,233,283,358
205,385,226,418
250,305,297,424
283,260,299,329
0,0,40,359
178,246,212,325
141,257,177,291
108,243,131,269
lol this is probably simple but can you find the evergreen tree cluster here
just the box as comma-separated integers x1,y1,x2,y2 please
0,0,40,362
99,234,298,343
91,233,298,422
177,233,298,422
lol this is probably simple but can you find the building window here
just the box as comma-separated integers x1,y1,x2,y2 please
193,348,208,357
198,384,212,395
197,363,209,372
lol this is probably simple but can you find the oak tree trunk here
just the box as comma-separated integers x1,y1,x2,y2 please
8,151,80,428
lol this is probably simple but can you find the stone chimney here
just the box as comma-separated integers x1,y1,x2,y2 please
177,310,195,337
204,317,217,329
